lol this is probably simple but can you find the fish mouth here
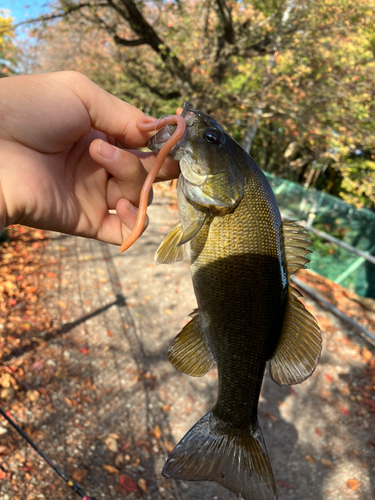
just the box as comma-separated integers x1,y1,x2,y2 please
148,102,196,160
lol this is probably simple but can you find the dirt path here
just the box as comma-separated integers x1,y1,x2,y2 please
0,191,374,500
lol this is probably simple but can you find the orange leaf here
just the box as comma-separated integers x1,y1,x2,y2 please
153,425,162,439
346,479,357,490
103,464,119,474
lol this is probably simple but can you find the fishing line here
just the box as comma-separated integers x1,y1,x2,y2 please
0,406,99,500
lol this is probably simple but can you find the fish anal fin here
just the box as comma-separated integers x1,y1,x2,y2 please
155,222,184,265
168,310,214,377
163,412,277,500
269,285,322,385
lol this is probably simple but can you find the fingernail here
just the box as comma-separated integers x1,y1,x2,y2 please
98,141,119,160
128,202,138,215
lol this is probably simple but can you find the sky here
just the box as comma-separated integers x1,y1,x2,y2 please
2,0,51,23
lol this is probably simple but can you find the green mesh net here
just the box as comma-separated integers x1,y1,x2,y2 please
264,172,375,299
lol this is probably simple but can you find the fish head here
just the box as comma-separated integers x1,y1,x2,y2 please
148,102,244,210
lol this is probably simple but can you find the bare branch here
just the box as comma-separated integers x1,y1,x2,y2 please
215,0,235,44
107,0,194,93
235,36,274,58
114,35,145,46
126,68,181,100
13,2,107,29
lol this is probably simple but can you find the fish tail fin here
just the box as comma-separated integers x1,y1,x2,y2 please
162,411,277,500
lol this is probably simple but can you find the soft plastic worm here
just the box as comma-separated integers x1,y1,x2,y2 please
120,114,186,252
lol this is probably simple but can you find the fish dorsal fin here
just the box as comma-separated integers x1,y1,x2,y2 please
269,285,322,385
177,215,208,247
154,222,185,265
269,221,321,385
168,309,214,377
283,221,312,276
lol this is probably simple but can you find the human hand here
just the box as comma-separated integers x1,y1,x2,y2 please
0,71,179,245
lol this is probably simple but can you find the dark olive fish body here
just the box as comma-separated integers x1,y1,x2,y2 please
184,159,287,427
151,103,322,500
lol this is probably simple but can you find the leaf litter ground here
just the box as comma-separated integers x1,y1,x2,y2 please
0,187,374,500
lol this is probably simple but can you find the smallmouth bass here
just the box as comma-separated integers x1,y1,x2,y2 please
149,102,322,500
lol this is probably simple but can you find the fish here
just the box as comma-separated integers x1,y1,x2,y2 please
149,102,322,500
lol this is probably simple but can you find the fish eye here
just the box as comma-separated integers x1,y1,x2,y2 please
204,128,222,145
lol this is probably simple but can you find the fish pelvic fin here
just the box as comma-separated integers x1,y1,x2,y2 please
162,412,277,500
176,214,208,247
269,285,322,385
154,221,185,265
168,309,214,377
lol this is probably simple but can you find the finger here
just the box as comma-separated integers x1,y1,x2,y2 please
127,150,180,181
90,139,153,207
96,198,149,246
55,71,155,147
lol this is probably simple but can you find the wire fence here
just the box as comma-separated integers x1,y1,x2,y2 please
265,172,375,299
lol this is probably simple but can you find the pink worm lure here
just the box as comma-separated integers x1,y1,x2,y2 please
120,114,186,253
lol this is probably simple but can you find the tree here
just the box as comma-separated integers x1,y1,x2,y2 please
10,0,375,208
0,14,18,77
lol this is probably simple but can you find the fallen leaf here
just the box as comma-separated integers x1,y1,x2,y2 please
362,348,372,361
56,300,67,309
0,469,6,480
54,369,68,379
162,404,171,412
153,425,162,439
105,436,118,452
267,412,277,422
46,272,57,278
346,479,358,490
26,390,40,402
315,428,323,436
138,478,147,493
71,469,88,482
276,480,292,489
305,455,316,463
107,330,114,337
321,458,334,469
103,465,119,474
1,387,15,401
164,440,175,453
340,406,350,416
119,474,138,491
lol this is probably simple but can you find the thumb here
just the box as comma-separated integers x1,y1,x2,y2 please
56,71,153,147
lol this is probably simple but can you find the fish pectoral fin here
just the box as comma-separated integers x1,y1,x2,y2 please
176,214,208,247
154,221,185,265
269,285,322,386
283,221,312,276
168,309,214,377
163,412,277,500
